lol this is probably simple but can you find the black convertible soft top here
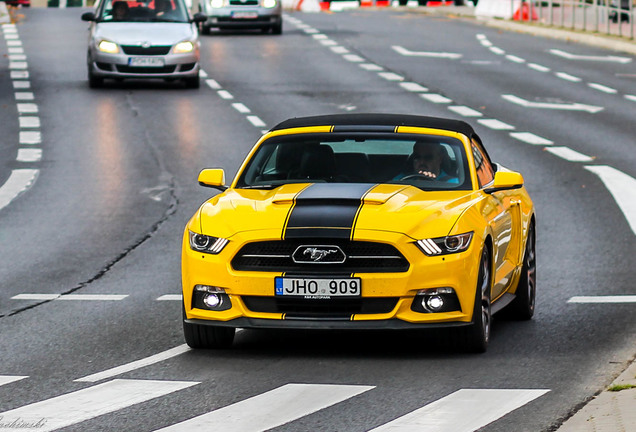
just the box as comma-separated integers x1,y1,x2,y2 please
270,113,477,138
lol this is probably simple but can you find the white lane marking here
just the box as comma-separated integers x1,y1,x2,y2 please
359,63,383,71
545,146,594,162
396,83,428,95
19,116,40,128
17,103,38,114
528,63,551,72
369,389,549,432
232,103,251,114
505,54,525,63
587,83,618,94
479,40,493,47
343,54,364,62
502,94,603,113
448,106,483,117
303,28,319,34
12,294,128,301
0,376,28,388
420,94,452,104
11,70,29,79
6,40,22,46
154,383,374,432
555,72,582,82
4,33,19,39
247,115,266,128
312,34,328,40
584,165,636,236
378,72,404,81
330,46,349,54
0,169,38,211
15,92,34,100
549,49,632,63
392,45,462,59
9,62,27,70
217,90,234,100
489,46,505,55
16,149,42,163
625,95,636,102
199,70,208,78
205,79,221,90
9,54,27,61
0,379,198,432
12,80,30,89
569,296,636,303
509,132,553,146
319,39,337,46
19,131,41,145
157,294,182,301
75,345,191,383
477,119,515,130
8,47,24,54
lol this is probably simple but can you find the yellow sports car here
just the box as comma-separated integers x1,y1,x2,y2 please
182,114,536,352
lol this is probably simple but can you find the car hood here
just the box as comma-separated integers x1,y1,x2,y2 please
93,22,195,45
196,183,482,241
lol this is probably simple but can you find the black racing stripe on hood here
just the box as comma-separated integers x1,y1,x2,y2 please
284,183,374,239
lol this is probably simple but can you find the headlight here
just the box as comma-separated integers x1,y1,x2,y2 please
262,0,276,7
416,232,473,256
97,40,119,54
189,231,228,254
210,0,225,8
173,41,194,54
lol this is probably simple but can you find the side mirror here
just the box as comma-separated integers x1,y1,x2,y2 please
81,12,96,21
192,12,207,23
484,170,524,194
198,168,227,191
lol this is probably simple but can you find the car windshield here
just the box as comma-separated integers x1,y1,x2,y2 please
236,133,472,191
99,0,189,23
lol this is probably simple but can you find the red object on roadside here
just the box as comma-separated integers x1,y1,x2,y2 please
513,2,538,21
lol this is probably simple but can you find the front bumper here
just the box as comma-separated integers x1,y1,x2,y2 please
89,50,200,80
182,228,483,328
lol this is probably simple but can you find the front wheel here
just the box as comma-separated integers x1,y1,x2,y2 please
184,73,200,89
453,246,492,353
183,307,235,349
272,21,282,35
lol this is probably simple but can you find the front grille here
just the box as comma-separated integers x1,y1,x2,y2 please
243,296,399,317
217,16,270,22
121,45,172,55
115,65,177,74
229,0,259,4
231,240,409,273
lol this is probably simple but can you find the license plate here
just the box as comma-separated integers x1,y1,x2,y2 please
275,277,361,299
128,57,165,67
232,11,258,19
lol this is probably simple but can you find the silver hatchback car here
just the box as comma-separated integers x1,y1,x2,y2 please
195,0,282,35
81,0,207,88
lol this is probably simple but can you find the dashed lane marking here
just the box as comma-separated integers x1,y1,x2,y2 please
587,83,618,94
544,146,594,162
75,345,191,383
0,379,198,432
509,132,553,146
568,296,636,303
391,45,462,59
154,383,375,432
0,376,28,388
448,106,482,117
555,72,582,82
477,119,515,130
584,165,636,236
369,389,550,432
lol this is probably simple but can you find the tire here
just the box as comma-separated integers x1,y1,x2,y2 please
200,24,211,35
272,21,282,35
503,222,536,320
182,306,235,349
88,68,103,89
454,246,492,353
184,73,200,89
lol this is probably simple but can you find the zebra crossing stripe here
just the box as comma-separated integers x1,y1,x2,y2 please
0,376,28,387
154,383,374,432
0,379,198,432
368,389,549,432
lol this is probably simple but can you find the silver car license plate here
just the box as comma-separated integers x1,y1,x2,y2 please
275,277,361,299
128,57,165,67
232,11,258,19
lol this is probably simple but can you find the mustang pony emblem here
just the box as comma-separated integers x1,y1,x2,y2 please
303,248,337,262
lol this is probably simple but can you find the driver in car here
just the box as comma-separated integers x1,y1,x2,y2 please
395,140,459,183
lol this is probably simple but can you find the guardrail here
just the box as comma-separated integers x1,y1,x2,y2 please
513,0,634,40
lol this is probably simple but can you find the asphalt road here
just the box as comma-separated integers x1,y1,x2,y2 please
1,7,635,432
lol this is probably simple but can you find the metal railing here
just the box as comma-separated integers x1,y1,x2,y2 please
513,0,635,40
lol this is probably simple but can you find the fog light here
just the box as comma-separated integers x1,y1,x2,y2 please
203,293,222,309
425,295,444,311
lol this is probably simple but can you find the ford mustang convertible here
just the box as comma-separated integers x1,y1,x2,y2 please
182,114,536,352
